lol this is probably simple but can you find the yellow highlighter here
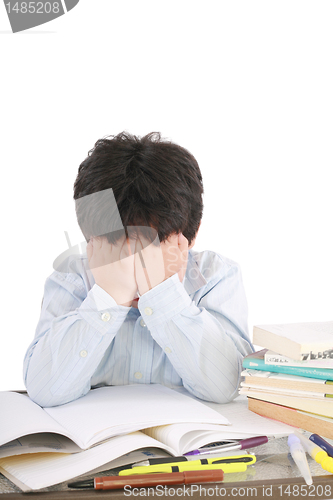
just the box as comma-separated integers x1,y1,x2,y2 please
119,455,256,476
294,430,333,473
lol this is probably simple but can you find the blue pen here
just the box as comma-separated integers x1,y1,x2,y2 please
309,434,333,458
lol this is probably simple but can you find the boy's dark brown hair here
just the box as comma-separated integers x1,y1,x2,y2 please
73,132,203,245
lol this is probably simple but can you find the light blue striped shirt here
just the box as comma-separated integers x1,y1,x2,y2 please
23,250,253,407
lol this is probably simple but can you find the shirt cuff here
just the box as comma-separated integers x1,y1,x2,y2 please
78,285,130,335
138,273,192,327
90,284,118,311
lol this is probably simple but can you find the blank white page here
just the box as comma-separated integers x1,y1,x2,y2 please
0,392,69,447
203,394,294,437
45,384,229,449
145,423,245,455
0,434,81,459
173,388,293,438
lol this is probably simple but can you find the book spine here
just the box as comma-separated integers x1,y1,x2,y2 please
264,352,298,365
265,351,333,366
242,357,333,381
240,385,328,398
299,349,333,361
247,398,333,440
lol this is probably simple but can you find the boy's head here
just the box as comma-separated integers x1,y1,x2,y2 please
73,132,203,246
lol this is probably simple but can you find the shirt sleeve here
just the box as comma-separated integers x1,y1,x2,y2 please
137,255,253,404
23,266,130,407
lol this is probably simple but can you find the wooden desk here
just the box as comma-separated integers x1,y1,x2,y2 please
2,476,333,500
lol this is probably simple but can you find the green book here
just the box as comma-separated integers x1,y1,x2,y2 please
243,350,333,381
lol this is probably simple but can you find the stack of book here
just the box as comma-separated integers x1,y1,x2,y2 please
240,321,333,439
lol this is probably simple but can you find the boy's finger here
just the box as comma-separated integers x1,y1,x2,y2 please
93,237,103,250
178,234,189,266
126,237,136,257
178,234,189,273
134,239,150,293
178,233,188,252
100,237,116,265
89,237,107,269
136,237,166,292
87,239,93,261
144,245,165,285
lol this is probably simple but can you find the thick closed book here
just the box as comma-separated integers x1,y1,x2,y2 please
253,321,333,361
241,369,333,396
248,398,333,440
243,350,333,381
264,350,333,369
240,387,333,418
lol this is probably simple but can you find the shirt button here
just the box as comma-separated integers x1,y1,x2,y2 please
164,347,172,354
101,312,111,322
144,307,153,316
140,319,146,327
134,372,143,379
80,350,88,358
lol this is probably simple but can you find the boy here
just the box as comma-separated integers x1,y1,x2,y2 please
23,132,253,407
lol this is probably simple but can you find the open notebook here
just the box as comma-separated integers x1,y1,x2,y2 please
0,387,293,491
1,384,230,454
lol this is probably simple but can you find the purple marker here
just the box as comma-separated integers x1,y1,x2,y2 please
184,436,268,457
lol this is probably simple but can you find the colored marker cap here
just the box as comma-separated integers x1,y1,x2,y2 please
239,436,268,449
315,450,328,464
321,457,333,474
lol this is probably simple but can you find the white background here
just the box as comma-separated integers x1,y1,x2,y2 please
1,1,332,391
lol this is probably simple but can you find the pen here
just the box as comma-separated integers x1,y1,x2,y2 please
134,442,239,467
309,433,333,458
185,436,268,456
287,434,313,485
68,470,224,490
119,461,249,476
294,430,333,473
132,454,255,468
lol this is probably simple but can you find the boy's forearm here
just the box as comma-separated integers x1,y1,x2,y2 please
24,290,129,407
137,274,252,404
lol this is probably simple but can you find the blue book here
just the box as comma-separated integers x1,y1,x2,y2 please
243,350,333,381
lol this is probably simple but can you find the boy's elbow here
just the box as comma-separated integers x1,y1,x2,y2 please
26,389,59,408
24,375,61,407
187,361,242,404
26,384,85,407
24,368,87,408
217,385,240,404
203,387,239,405
184,379,240,405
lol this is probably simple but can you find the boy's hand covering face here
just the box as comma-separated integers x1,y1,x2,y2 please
87,235,137,307
135,233,189,296
87,231,189,307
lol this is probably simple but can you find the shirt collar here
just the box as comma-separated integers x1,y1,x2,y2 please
183,250,207,296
